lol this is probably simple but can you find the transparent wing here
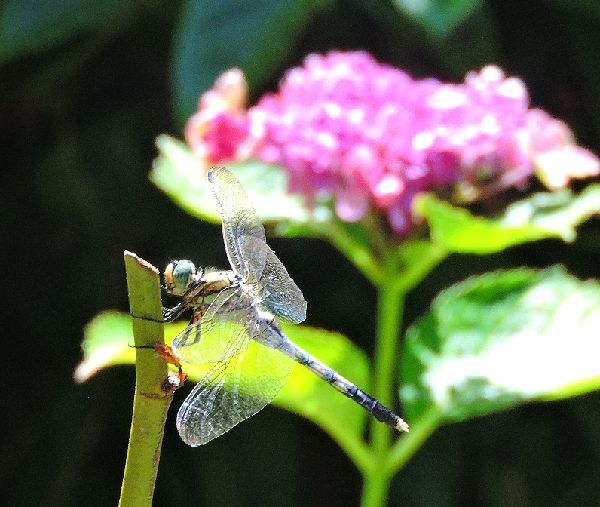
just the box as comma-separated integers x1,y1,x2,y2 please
176,318,294,446
208,167,267,283
208,167,307,322
172,287,248,364
201,286,248,322
172,318,246,365
242,236,307,323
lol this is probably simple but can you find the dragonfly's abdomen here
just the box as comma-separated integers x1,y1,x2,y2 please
280,338,409,433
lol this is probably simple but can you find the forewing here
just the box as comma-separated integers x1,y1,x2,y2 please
208,167,266,282
175,322,294,446
242,236,307,323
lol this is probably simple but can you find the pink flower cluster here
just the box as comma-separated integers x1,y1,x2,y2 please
185,51,599,234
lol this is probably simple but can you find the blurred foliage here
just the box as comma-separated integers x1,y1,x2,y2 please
172,0,334,122
4,0,600,505
401,266,600,422
416,185,600,253
151,135,321,227
393,0,483,36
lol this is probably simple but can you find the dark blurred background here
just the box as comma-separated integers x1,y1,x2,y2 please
2,0,600,505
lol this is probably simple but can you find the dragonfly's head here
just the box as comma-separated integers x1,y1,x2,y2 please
164,260,196,296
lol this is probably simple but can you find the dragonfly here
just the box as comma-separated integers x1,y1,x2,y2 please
163,166,409,446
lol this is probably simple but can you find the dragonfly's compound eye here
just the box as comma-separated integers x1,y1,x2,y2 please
164,260,196,296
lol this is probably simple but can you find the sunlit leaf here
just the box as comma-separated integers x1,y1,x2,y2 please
73,311,186,383
150,135,331,232
400,267,600,424
502,186,600,242
392,0,482,36
75,311,369,438
415,185,600,253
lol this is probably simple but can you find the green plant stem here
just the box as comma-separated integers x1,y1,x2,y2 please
359,241,446,506
361,468,393,507
371,263,404,453
393,241,448,293
327,222,382,285
360,256,405,507
119,251,172,507
361,213,393,261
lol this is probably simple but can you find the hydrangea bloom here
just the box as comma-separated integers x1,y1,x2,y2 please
185,51,599,234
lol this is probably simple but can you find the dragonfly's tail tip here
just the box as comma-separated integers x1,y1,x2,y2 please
396,419,410,432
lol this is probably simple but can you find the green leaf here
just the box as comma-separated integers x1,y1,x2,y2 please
502,186,600,242
150,135,331,232
415,185,600,254
171,0,331,122
392,0,482,37
73,311,137,382
400,267,600,424
0,0,139,65
75,311,370,439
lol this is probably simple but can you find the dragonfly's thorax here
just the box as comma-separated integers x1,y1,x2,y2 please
197,269,236,296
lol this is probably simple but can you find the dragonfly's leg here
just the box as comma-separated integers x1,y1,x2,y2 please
174,300,207,349
190,294,206,324
163,301,188,322
154,344,188,384
192,309,204,325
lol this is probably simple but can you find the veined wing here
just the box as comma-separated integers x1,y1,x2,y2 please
208,167,266,284
209,167,307,322
242,236,307,323
176,317,294,446
172,287,249,365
